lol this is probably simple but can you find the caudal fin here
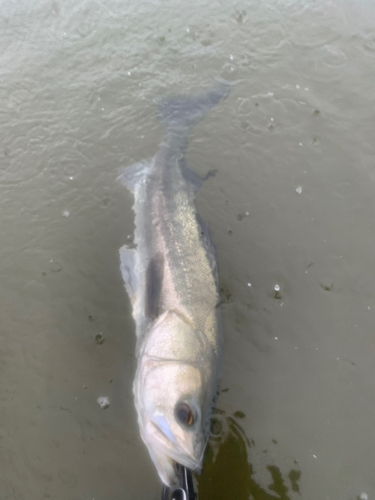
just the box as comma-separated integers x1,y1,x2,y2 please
157,83,231,152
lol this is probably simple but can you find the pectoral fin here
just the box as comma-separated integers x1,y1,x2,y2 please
119,245,137,304
180,159,217,194
145,253,164,320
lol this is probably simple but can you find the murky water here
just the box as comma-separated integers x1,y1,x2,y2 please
1,0,375,498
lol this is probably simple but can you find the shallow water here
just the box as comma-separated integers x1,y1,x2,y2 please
1,0,375,498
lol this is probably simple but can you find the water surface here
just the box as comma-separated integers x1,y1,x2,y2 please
1,0,375,498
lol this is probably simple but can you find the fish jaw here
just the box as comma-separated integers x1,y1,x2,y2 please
141,417,204,487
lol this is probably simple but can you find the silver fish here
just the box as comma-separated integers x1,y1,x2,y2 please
118,85,229,487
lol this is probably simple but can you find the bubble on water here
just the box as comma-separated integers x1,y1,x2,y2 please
63,163,79,179
359,493,368,500
49,260,62,272
62,210,70,218
127,71,131,76
237,212,249,221
299,142,303,146
247,282,252,287
97,396,110,409
367,306,371,311
186,27,190,33
96,186,111,209
95,332,105,345
320,279,333,291
273,284,282,299
101,197,110,209
234,10,246,23
296,84,300,89
229,54,234,60
274,337,278,340
69,176,74,180
270,117,274,121
295,186,303,194
266,92,274,97
304,87,309,91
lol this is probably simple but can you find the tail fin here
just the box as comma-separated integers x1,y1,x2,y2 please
157,84,231,152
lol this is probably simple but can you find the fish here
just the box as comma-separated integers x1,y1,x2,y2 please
118,84,229,488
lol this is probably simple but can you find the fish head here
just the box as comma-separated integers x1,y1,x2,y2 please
134,310,216,487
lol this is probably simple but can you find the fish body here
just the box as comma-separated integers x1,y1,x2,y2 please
119,86,229,487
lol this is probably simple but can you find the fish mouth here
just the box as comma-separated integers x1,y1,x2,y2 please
148,421,202,471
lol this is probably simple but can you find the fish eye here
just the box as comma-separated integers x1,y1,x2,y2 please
175,402,195,427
